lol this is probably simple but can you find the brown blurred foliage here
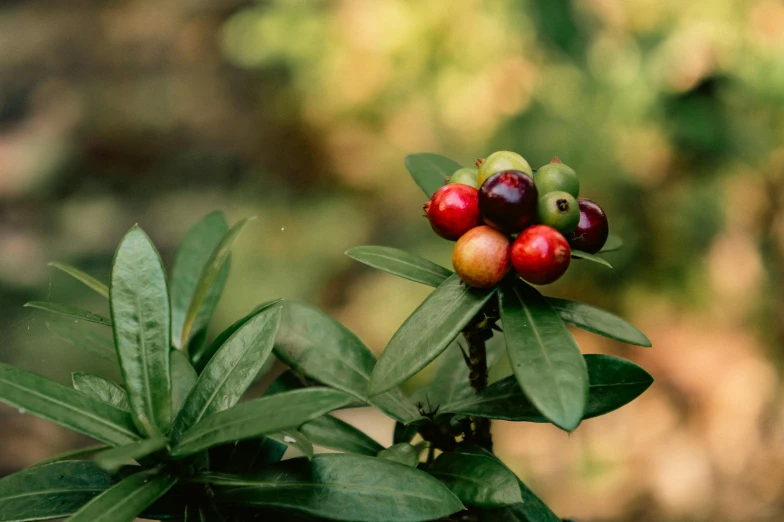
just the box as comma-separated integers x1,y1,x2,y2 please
1,1,784,520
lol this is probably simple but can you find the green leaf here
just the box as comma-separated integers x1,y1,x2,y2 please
571,250,612,268
546,297,651,347
180,217,255,350
267,430,314,460
599,233,623,253
185,499,225,522
0,362,139,446
170,211,230,350
25,302,111,327
274,302,422,424
393,422,418,445
72,373,130,411
441,355,651,422
499,282,588,432
46,320,116,362
0,461,112,521
190,298,282,372
170,388,354,457
369,274,496,396
429,446,522,508
404,153,461,197
67,468,177,522
299,415,383,456
95,436,169,472
110,225,172,437
171,307,282,440
223,437,288,474
203,453,464,521
345,246,452,287
170,350,198,418
34,444,109,467
377,443,419,467
49,262,109,299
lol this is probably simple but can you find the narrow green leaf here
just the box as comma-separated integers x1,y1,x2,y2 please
180,217,255,350
0,362,139,446
25,302,111,327
171,350,198,418
95,436,169,472
223,437,288,474
72,373,130,411
429,446,522,507
369,274,496,396
190,298,282,372
404,153,461,197
171,388,354,457
274,302,422,424
49,262,109,299
377,443,419,467
67,468,177,522
46,320,116,362
267,430,314,460
110,225,172,437
500,282,588,432
547,297,651,347
299,415,383,456
345,246,452,287
0,461,112,521
171,307,282,440
171,212,229,350
440,355,650,423
34,444,109,467
599,233,623,253
203,454,464,521
571,250,612,268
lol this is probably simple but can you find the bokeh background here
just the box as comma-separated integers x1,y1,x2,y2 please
2,0,784,520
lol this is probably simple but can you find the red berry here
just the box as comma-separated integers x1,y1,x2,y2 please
568,198,609,254
424,185,481,240
478,171,538,233
511,225,571,285
452,226,510,289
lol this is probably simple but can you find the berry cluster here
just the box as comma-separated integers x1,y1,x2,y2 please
423,151,609,288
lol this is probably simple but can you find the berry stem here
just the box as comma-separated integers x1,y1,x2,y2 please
461,300,497,451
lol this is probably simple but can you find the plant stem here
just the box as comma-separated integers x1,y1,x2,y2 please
462,302,495,451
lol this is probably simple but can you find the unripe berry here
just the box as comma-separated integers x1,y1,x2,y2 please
478,171,538,234
424,185,481,241
452,226,511,288
448,167,479,189
511,225,571,285
534,158,579,198
568,198,609,253
477,151,533,186
537,191,580,235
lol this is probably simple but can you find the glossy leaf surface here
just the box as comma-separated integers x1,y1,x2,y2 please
49,261,110,298
170,350,198,418
404,153,461,197
72,373,130,411
345,246,452,288
571,250,612,268
376,443,419,467
547,297,651,346
205,453,464,521
0,461,112,521
0,362,139,446
95,436,169,472
369,274,495,396
500,282,588,431
110,226,172,437
299,415,383,456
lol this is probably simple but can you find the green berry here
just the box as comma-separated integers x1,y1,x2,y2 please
537,191,580,235
448,167,479,189
534,158,579,197
477,151,532,186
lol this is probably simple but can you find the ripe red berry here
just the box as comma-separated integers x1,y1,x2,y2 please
511,225,571,285
452,226,511,289
478,171,538,233
568,198,609,254
423,185,481,241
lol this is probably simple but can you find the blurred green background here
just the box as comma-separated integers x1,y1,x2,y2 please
2,0,784,520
